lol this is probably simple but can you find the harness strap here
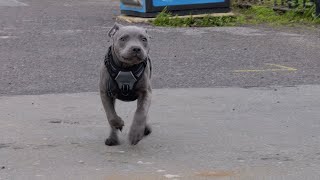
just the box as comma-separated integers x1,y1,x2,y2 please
104,46,151,101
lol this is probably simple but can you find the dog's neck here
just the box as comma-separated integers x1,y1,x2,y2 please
111,46,133,69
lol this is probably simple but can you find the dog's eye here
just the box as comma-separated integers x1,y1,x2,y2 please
120,37,126,41
142,38,147,42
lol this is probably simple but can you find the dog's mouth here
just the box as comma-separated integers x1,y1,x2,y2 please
122,55,144,63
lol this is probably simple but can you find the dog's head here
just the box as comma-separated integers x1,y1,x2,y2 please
108,23,150,65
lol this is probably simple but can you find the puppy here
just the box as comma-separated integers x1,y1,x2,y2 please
99,23,152,146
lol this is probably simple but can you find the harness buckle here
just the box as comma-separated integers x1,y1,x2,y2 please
115,71,137,96
121,84,130,96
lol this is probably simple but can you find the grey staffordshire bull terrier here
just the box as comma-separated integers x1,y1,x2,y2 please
99,23,152,146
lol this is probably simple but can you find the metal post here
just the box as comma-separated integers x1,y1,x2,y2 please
288,0,292,8
316,0,320,16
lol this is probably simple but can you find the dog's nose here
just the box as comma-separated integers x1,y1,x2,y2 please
132,47,141,53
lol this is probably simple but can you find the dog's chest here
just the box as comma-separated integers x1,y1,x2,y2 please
104,46,148,102
108,71,140,102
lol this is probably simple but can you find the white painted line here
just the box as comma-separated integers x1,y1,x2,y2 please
164,174,181,179
0,36,17,39
137,161,153,165
0,0,28,6
233,63,297,73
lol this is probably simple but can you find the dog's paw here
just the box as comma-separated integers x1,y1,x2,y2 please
105,137,119,146
129,125,145,145
144,124,152,136
110,117,124,131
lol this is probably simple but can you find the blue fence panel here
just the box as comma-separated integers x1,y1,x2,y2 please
120,2,146,13
120,0,230,17
153,0,225,6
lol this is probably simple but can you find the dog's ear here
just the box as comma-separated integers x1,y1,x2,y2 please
108,23,123,38
144,29,150,39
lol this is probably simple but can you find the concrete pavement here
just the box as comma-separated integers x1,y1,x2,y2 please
1,86,320,179
1,0,320,96
1,0,320,179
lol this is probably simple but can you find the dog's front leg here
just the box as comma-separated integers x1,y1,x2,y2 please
100,92,124,146
129,90,152,145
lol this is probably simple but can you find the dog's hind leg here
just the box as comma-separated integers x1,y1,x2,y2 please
100,93,124,146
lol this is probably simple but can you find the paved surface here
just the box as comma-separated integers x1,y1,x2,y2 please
1,86,320,179
1,0,320,179
1,0,320,96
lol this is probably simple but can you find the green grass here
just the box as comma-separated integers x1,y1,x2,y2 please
151,8,240,27
237,5,320,26
150,6,320,27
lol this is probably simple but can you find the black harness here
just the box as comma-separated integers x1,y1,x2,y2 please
104,46,151,102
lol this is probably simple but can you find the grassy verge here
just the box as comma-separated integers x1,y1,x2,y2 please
237,5,320,26
151,8,240,27
150,6,320,27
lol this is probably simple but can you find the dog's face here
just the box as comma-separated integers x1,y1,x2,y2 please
108,23,150,65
